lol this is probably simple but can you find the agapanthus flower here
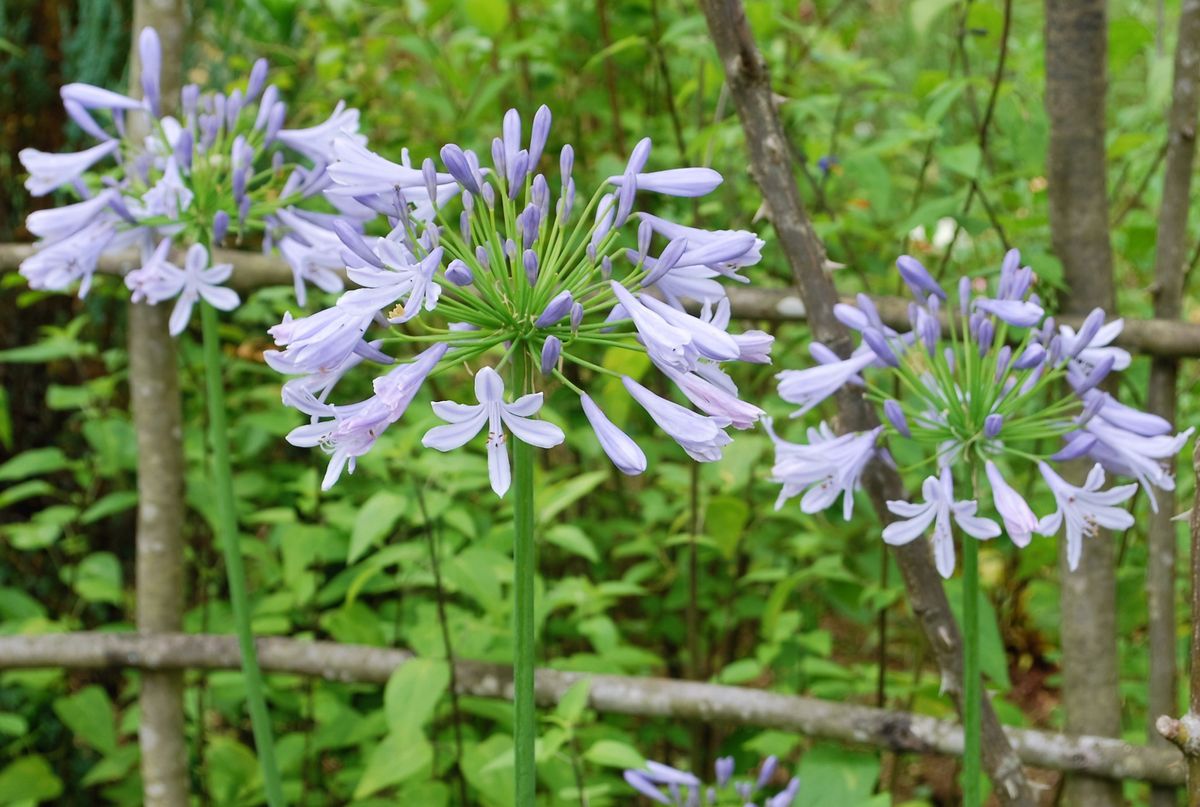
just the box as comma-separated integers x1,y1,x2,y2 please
624,755,800,807
771,248,1191,576
17,26,370,315
270,106,771,495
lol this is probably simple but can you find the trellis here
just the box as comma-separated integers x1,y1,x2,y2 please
6,1,1200,805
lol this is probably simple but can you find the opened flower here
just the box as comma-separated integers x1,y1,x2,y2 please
270,105,772,495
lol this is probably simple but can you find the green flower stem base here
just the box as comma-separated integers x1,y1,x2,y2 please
961,533,982,807
511,348,537,805
199,300,285,807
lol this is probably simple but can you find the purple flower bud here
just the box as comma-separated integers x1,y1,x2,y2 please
181,84,200,117
504,238,518,261
232,166,247,201
1051,432,1098,461
265,102,287,144
64,100,109,141
641,236,689,286
540,335,562,375
582,393,647,475
440,144,480,194
475,245,490,268
637,219,653,263
238,195,250,226
601,255,612,280
139,27,162,116
521,205,541,249
715,757,735,788
570,301,583,333
884,400,911,437
834,303,869,331
246,58,269,100
226,89,244,129
559,144,573,184
422,157,438,206
1077,389,1108,423
615,168,637,228
490,137,507,177
1013,343,1045,370
532,174,549,211
535,290,573,327
528,105,551,170
445,259,474,286
175,129,193,171
212,210,230,243
1046,335,1063,366
1039,316,1056,344
523,249,539,285
508,149,530,198
958,275,972,316
254,85,278,130
332,219,384,268
459,211,472,244
627,137,652,175
481,182,496,209
809,342,842,365
862,328,900,366
757,756,778,790
1068,307,1107,357
976,319,994,354
984,413,1003,438
944,346,956,373
994,345,1012,381
897,255,947,300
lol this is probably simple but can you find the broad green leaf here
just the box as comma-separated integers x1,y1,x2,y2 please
81,745,139,787
911,0,956,36
796,744,880,807
462,0,509,37
538,471,608,525
0,713,27,737
462,735,516,807
53,685,117,754
80,491,139,525
543,524,599,562
0,480,55,509
348,490,407,564
0,448,68,482
939,142,981,179
706,495,750,559
583,739,645,770
552,678,592,726
0,756,63,803
384,658,450,735
72,552,124,605
354,732,432,799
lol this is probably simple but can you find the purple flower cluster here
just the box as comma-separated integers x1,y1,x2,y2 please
18,27,370,332
268,106,773,495
770,249,1192,576
624,755,800,807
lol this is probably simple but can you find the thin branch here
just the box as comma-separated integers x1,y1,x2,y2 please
0,631,1184,787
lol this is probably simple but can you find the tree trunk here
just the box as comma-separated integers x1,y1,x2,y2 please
128,2,189,805
1148,3,1200,805
697,1,1035,803
1044,2,1122,804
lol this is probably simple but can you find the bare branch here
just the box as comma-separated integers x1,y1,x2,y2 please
0,632,1184,787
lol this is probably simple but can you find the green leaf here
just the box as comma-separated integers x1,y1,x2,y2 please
348,490,407,564
463,735,516,807
80,491,138,524
72,553,124,605
939,142,981,179
384,658,450,735
0,448,68,482
543,524,599,562
0,480,55,510
538,471,608,525
552,678,592,726
81,745,139,787
53,685,117,754
911,0,957,36
796,744,880,807
462,0,510,37
354,732,433,799
0,713,28,737
0,756,63,803
706,495,750,559
583,739,646,770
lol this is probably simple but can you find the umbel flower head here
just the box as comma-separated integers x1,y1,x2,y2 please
770,249,1192,576
18,27,370,331
623,755,800,807
267,105,773,495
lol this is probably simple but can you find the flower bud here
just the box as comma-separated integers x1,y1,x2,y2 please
445,259,474,286
884,400,911,437
540,335,562,375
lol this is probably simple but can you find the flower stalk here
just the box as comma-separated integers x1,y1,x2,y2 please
961,503,982,806
511,345,538,804
200,295,284,807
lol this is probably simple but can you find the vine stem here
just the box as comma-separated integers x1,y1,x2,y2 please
199,299,285,807
511,347,537,805
961,469,982,806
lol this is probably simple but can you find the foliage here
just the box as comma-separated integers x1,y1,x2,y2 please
0,0,1197,804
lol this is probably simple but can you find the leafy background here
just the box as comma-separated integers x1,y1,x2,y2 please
0,0,1197,803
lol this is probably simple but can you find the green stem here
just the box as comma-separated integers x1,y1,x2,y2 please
961,523,982,807
510,347,537,806
199,301,285,807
